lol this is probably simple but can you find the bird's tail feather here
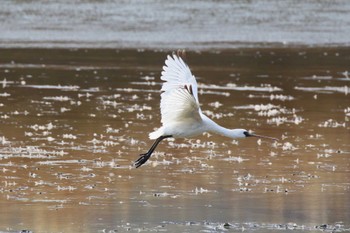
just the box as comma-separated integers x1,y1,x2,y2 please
149,128,164,140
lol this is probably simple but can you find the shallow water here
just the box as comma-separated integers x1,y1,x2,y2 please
1,0,350,49
0,48,349,232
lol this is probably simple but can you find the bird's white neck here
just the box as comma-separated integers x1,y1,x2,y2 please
202,114,245,139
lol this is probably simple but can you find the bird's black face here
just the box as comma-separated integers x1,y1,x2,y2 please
243,131,252,137
243,131,278,141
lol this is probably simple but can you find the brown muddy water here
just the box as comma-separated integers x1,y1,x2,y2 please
0,48,349,232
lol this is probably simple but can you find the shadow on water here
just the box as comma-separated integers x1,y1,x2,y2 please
0,48,349,232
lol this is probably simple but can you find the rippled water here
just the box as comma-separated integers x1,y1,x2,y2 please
0,48,349,232
1,0,350,48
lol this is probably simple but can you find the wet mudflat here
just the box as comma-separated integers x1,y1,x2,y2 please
0,48,349,232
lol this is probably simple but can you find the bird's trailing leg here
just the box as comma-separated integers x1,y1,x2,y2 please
134,135,172,168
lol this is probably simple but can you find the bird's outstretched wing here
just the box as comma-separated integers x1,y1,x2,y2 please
161,52,199,103
159,52,202,127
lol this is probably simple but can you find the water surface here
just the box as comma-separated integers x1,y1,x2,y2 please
1,0,350,49
0,48,349,232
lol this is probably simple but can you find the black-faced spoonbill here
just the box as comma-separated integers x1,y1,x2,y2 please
134,50,278,168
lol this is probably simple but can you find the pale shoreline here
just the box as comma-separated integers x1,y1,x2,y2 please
1,1,350,50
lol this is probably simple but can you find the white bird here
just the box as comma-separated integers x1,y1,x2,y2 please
134,50,277,168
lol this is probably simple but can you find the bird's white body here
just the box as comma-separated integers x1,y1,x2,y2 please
150,113,246,139
134,51,277,168
149,53,247,140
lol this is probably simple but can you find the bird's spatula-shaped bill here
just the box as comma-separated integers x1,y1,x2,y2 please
246,132,278,141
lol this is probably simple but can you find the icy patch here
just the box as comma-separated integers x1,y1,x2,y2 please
29,122,55,131
0,78,15,88
43,96,71,101
282,142,298,151
208,101,223,108
222,156,247,163
202,110,233,119
267,115,304,126
24,85,80,91
0,92,11,97
130,81,157,86
302,75,333,80
0,146,67,159
295,86,349,94
199,83,282,92
37,159,83,165
193,187,216,195
234,104,304,125
345,107,350,117
318,119,346,128
0,136,10,145
140,75,155,81
115,87,158,93
248,94,294,101
199,89,230,96
234,104,285,117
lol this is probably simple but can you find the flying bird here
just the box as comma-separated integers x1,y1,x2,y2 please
134,50,277,168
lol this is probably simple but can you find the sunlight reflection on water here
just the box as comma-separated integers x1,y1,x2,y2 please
0,48,349,232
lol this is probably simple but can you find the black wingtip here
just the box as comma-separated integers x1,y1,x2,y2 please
174,49,187,62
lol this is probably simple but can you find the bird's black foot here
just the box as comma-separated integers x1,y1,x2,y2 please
134,153,151,168
134,135,172,168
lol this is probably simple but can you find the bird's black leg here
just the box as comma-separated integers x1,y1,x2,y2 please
134,135,172,168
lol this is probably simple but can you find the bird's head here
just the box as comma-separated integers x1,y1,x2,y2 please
232,129,278,141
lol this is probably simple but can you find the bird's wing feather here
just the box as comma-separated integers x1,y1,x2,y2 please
161,54,199,103
159,53,202,127
160,87,201,126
